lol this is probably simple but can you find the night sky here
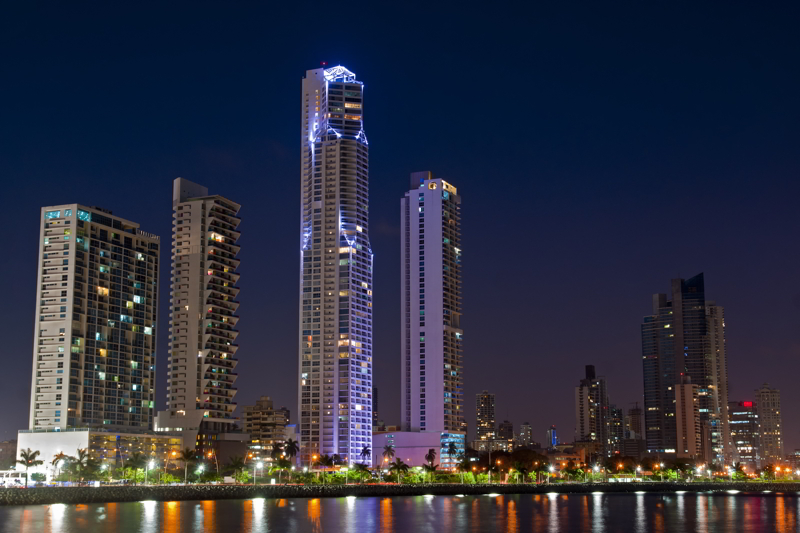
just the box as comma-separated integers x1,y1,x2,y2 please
2,3,799,450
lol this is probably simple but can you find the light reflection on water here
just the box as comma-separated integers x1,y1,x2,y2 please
2,493,800,532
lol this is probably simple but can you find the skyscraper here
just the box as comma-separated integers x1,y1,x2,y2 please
519,422,533,448
675,376,702,459
608,405,624,455
30,205,160,431
755,383,783,465
641,273,730,462
400,171,463,434
728,400,760,470
476,391,495,441
546,425,558,448
372,387,378,427
155,178,241,452
574,365,609,454
298,65,373,464
625,403,643,439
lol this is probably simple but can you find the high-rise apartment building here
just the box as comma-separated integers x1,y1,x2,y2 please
608,405,624,455
400,171,463,433
755,383,783,465
675,376,702,459
298,65,373,464
242,396,290,462
497,420,514,441
519,422,533,448
641,273,730,462
574,365,609,454
476,391,495,441
728,400,760,470
30,205,160,430
546,425,558,448
155,178,241,451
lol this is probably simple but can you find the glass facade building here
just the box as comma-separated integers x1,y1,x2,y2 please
30,205,159,431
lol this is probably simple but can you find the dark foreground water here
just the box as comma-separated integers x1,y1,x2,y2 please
3,492,800,532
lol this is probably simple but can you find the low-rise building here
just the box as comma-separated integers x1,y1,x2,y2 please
241,396,289,462
374,431,465,470
17,428,182,481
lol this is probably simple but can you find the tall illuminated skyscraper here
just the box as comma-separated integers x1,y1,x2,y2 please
298,65,373,464
155,178,241,452
400,171,464,434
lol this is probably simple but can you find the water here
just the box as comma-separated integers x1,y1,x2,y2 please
2,492,800,532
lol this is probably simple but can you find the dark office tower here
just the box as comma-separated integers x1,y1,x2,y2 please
641,273,730,462
574,365,609,455
626,403,643,439
608,405,624,454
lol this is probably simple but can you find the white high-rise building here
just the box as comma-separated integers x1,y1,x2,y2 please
155,178,241,452
400,171,464,434
755,383,783,465
298,65,373,464
30,205,160,430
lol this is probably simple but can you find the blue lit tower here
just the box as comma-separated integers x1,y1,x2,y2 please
298,66,373,465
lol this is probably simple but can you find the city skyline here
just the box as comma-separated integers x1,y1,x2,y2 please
2,3,799,454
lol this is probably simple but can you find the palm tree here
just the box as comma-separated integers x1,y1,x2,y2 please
283,439,299,462
382,445,395,463
388,459,410,484
271,458,292,483
425,448,437,467
126,452,146,485
456,455,471,484
317,454,335,484
72,449,91,480
179,448,196,484
352,463,371,483
447,442,458,462
331,454,342,466
360,446,371,464
51,451,69,480
422,463,439,483
270,443,284,460
511,461,529,484
17,449,43,488
227,455,246,477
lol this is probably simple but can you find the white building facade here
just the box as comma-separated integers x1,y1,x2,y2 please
155,178,241,451
400,172,463,435
298,66,373,464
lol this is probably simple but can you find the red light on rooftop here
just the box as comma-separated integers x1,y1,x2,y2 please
742,401,753,407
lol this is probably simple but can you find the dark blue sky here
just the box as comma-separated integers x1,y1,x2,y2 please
2,2,799,449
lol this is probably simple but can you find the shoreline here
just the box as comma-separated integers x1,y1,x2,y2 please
1,482,799,506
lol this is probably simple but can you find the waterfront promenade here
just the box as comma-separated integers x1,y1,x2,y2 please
1,482,798,506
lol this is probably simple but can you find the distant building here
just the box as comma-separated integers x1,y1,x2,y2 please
641,273,730,463
574,365,609,454
0,441,17,470
241,396,290,462
608,405,624,454
470,439,510,453
518,422,533,448
476,391,496,441
675,376,703,460
625,404,643,439
497,420,514,442
546,425,558,448
622,438,647,461
756,383,783,465
728,400,760,470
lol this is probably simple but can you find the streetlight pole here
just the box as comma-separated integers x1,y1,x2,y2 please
145,461,154,485
488,445,492,484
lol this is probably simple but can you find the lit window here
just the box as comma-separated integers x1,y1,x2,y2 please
44,210,61,219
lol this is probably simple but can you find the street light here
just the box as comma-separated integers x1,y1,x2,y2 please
254,462,263,485
548,465,554,485
146,460,155,485
342,466,349,485
636,466,641,482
